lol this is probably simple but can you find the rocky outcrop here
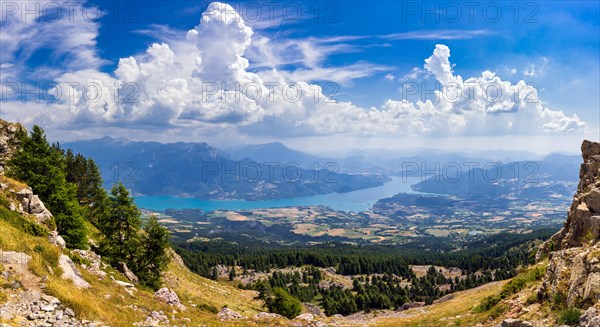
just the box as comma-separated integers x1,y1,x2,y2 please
0,251,31,266
16,187,53,225
580,306,600,326
48,231,66,249
295,313,314,321
254,312,282,319
72,249,106,277
154,288,181,307
538,140,600,307
499,318,533,327
59,254,91,289
0,119,25,174
134,310,170,326
0,290,107,326
217,307,245,320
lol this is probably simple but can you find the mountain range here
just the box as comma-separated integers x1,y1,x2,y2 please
64,137,388,200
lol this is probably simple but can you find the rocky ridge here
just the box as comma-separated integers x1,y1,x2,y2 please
0,120,25,174
537,140,600,308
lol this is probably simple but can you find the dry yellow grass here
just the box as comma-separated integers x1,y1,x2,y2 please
374,281,506,327
0,178,278,327
40,250,277,327
0,176,28,191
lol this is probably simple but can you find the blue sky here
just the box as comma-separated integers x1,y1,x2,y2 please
0,1,598,153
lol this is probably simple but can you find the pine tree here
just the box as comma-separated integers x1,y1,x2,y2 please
136,216,170,290
210,267,219,280
98,183,141,265
229,267,236,281
8,125,87,248
267,288,302,319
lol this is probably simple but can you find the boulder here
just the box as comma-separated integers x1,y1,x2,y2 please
324,267,336,274
29,195,53,222
48,231,66,249
16,187,33,201
116,262,139,284
58,254,91,289
72,249,105,277
584,273,600,303
217,307,245,320
254,312,282,319
303,302,324,317
15,188,53,224
154,288,181,306
110,276,135,288
295,313,314,321
580,307,600,327
499,318,533,327
139,310,169,326
401,302,426,310
0,251,31,265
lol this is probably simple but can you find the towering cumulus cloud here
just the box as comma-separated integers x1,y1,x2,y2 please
3,2,587,138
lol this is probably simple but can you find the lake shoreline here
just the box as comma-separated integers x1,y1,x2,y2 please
134,176,426,213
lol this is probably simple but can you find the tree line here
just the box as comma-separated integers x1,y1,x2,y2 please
240,264,514,317
7,125,169,289
173,228,547,279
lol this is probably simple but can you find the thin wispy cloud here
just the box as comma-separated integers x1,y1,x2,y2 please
383,29,494,40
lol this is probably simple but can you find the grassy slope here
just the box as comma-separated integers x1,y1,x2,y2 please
0,176,268,327
374,281,506,327
374,262,558,327
0,174,563,327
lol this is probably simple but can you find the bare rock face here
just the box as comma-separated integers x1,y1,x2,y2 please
537,140,600,308
16,187,54,226
0,119,26,174
0,251,31,265
579,306,600,326
58,254,91,289
48,231,66,249
72,249,106,277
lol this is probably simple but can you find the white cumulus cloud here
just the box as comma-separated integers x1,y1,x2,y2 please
1,2,587,140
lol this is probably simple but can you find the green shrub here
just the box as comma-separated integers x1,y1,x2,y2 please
488,304,508,319
265,288,302,319
197,303,218,314
552,292,565,309
0,207,48,237
475,295,502,312
558,308,581,325
67,251,90,266
476,265,545,312
0,193,10,208
525,292,538,305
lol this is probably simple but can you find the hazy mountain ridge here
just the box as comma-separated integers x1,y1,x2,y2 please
64,137,389,200
411,154,580,199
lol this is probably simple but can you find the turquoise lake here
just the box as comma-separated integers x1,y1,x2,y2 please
134,176,423,213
